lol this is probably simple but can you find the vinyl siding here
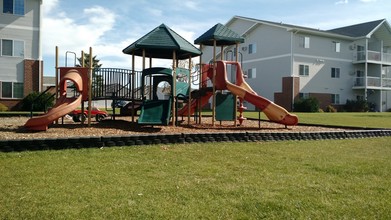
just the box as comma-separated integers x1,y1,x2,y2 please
0,0,41,83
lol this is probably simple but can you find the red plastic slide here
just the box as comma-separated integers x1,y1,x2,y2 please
178,91,213,116
211,61,298,126
24,70,84,131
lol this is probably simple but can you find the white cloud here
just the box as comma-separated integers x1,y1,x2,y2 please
182,1,199,10
42,0,58,15
84,6,116,29
43,5,115,54
335,0,348,5
42,3,121,73
145,8,163,17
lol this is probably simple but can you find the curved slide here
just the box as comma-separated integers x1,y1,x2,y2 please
213,61,298,126
226,83,298,125
24,70,84,131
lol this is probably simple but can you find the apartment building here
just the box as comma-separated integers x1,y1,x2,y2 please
0,0,43,110
202,16,391,112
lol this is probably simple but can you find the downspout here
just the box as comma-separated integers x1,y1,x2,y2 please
380,40,383,112
38,0,43,92
364,39,368,101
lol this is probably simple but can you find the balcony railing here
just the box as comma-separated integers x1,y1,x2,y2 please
353,77,391,88
355,50,391,64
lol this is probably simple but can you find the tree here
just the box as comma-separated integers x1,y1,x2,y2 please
77,53,102,69
77,53,103,98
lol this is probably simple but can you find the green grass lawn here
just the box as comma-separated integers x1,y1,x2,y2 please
1,138,391,219
244,111,391,128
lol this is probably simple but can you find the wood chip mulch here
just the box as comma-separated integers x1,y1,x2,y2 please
0,116,347,140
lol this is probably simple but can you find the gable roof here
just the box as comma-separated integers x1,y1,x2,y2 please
229,16,391,43
328,19,385,37
230,16,354,40
122,24,201,60
194,23,245,46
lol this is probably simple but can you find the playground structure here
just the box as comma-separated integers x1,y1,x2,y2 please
24,67,89,131
24,23,298,131
209,61,298,125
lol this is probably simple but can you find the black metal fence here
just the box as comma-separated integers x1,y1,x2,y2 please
91,68,143,100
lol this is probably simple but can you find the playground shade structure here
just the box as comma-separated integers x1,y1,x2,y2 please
24,70,84,131
210,61,299,126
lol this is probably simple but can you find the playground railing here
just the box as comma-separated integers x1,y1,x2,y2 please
91,68,143,100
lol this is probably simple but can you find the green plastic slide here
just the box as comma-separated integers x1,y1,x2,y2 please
138,98,172,125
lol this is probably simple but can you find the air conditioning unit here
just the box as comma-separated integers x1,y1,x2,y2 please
242,46,247,51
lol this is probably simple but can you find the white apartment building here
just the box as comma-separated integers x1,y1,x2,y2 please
202,16,391,112
0,0,43,110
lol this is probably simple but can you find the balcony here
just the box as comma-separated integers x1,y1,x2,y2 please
353,77,391,89
355,50,391,64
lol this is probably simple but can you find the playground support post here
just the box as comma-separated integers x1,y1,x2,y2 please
187,55,191,125
234,43,239,127
197,44,203,124
212,40,217,126
55,46,59,125
87,47,93,126
81,50,85,125
172,50,177,126
131,52,135,123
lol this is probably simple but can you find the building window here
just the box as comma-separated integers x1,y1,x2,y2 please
247,68,256,79
248,43,256,54
3,0,24,15
331,94,340,104
299,93,309,99
1,82,12,98
302,36,310,48
13,82,24,98
1,39,24,57
334,42,341,52
1,82,23,98
299,64,309,76
331,67,340,78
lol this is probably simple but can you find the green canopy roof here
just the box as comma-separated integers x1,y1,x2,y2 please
122,24,201,60
194,23,245,46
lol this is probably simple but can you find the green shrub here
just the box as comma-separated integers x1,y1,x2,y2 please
20,92,55,111
0,103,8,112
293,97,320,112
344,99,369,112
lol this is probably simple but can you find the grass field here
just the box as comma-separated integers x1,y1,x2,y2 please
1,112,391,218
245,112,391,128
1,138,391,219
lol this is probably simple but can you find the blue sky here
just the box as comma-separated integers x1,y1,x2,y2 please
42,0,390,76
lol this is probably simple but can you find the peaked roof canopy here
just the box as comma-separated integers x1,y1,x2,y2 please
328,19,385,37
194,23,245,46
122,24,201,60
